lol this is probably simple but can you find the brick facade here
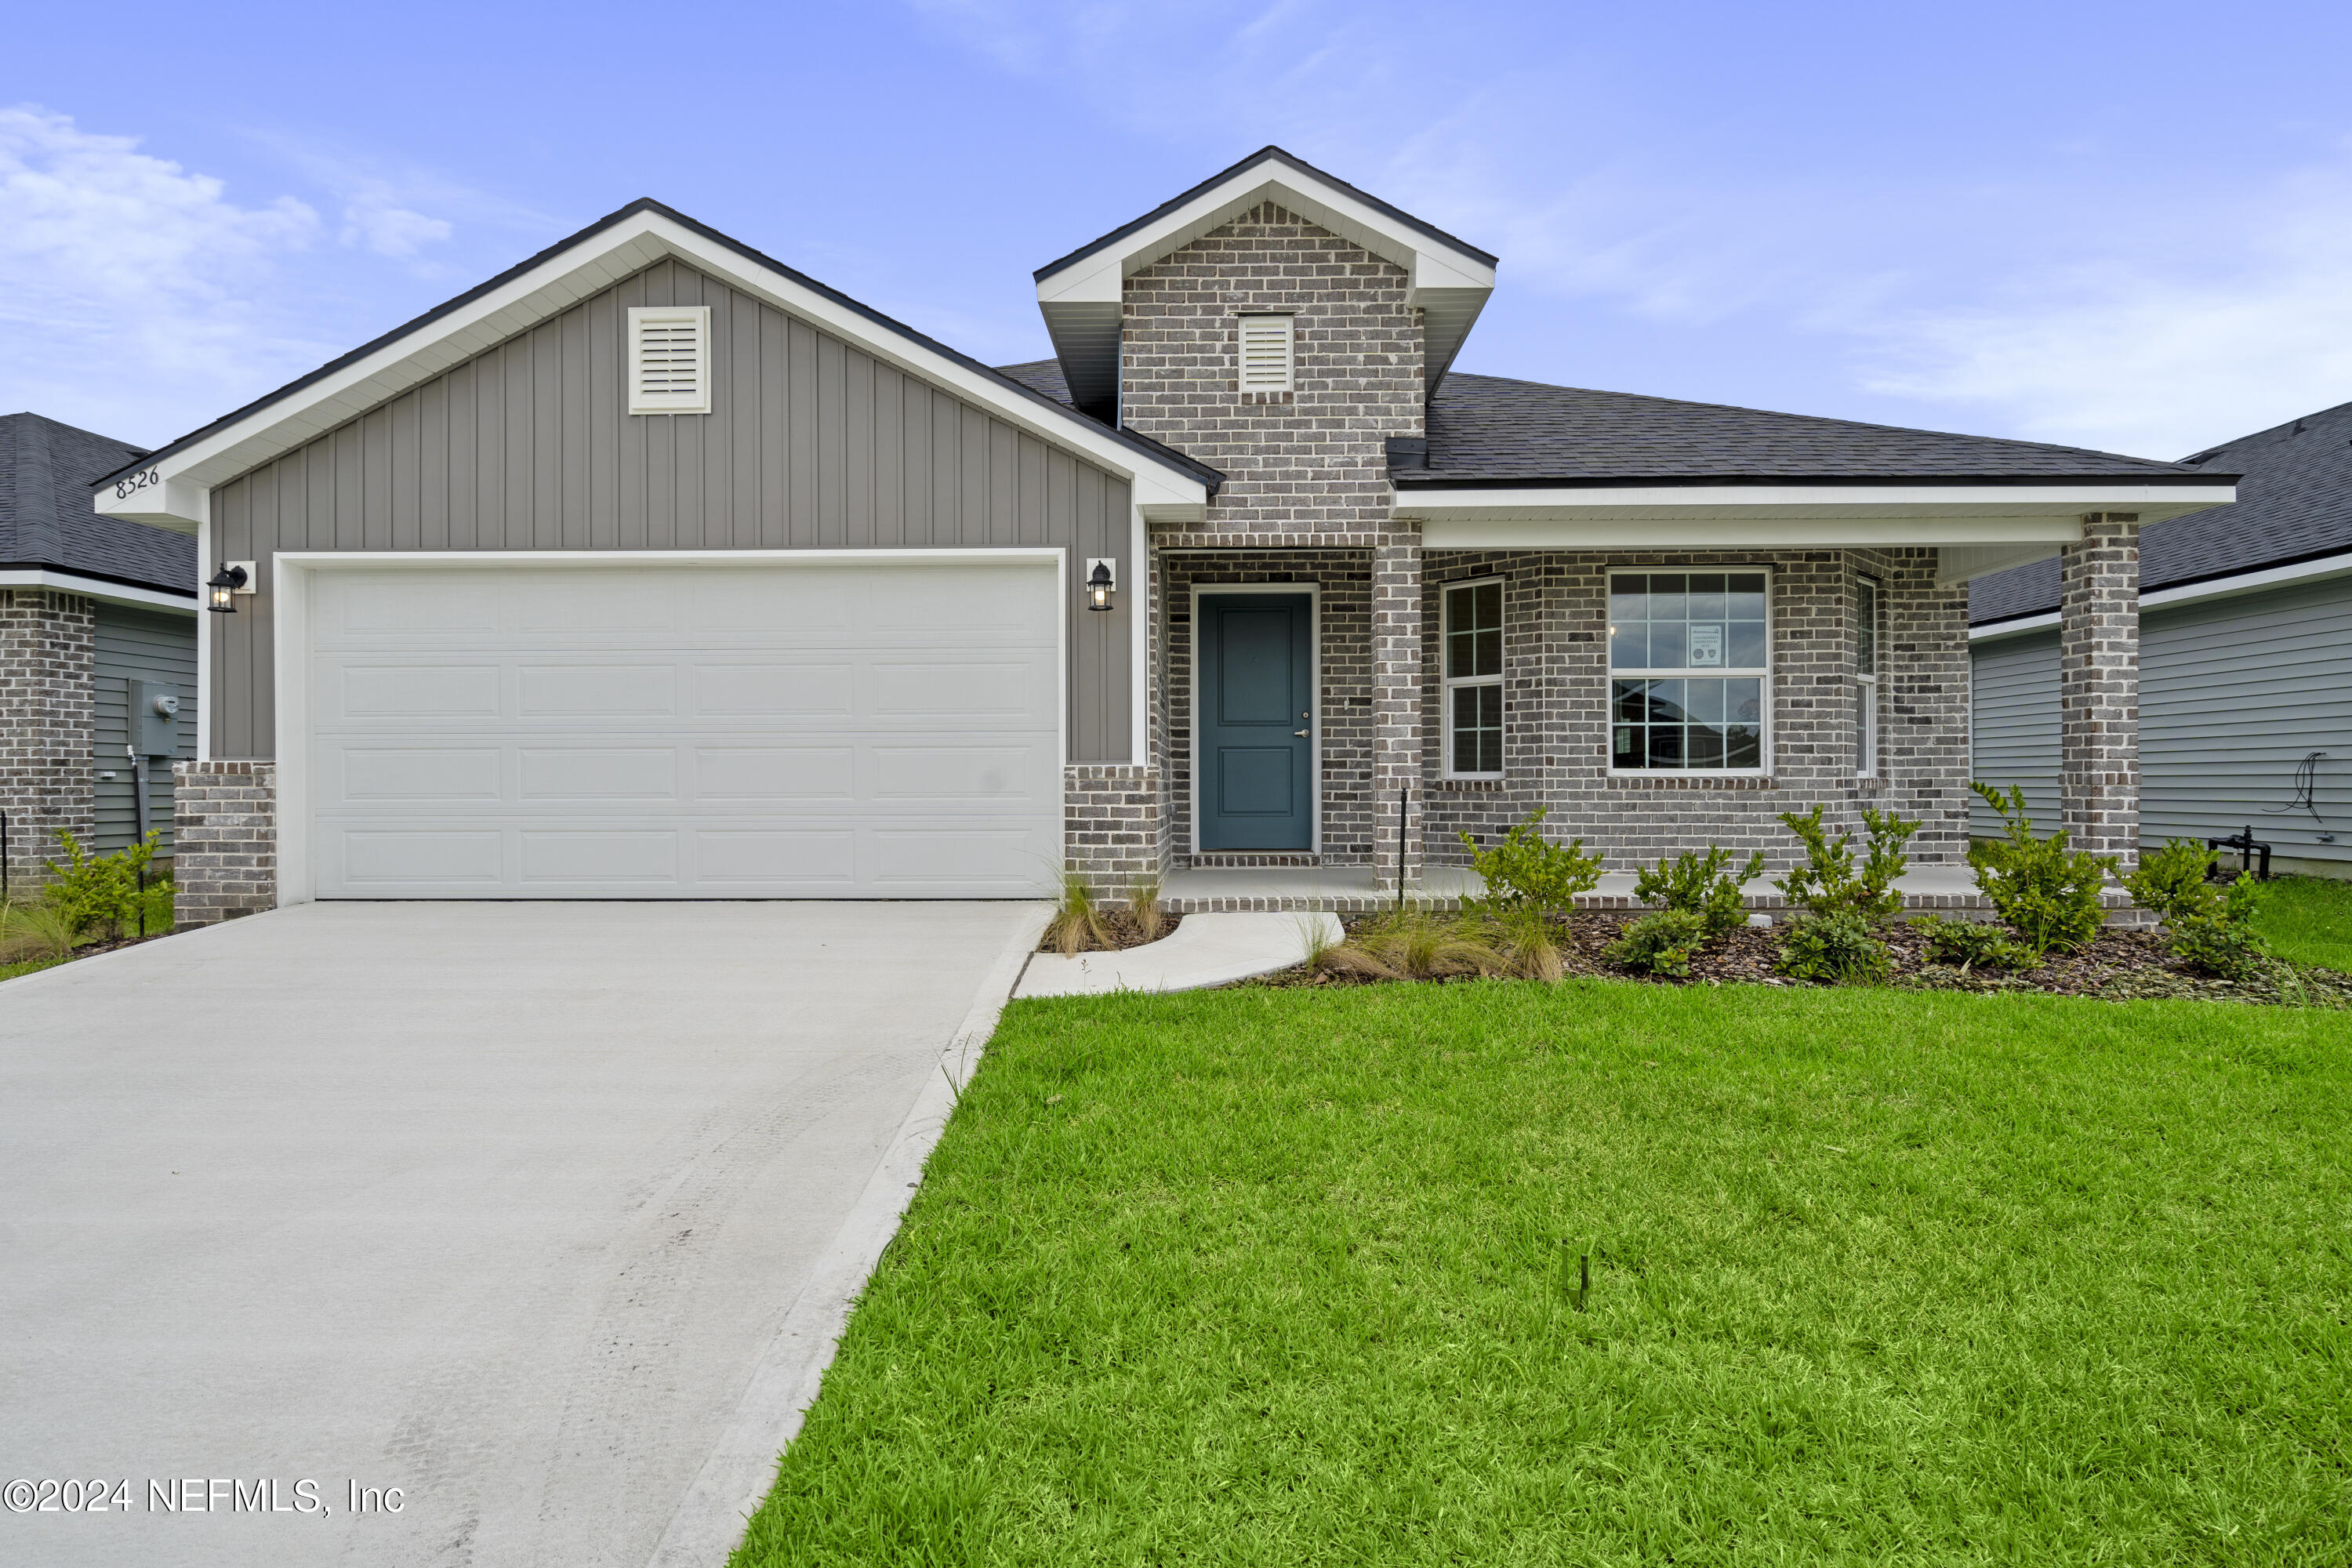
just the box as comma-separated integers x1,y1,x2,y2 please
0,588,96,886
1062,764,1166,889
172,761,277,925
2057,513,2140,864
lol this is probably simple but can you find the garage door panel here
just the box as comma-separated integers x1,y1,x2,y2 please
310,561,1062,898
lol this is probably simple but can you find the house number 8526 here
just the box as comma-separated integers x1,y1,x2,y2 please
113,469,161,499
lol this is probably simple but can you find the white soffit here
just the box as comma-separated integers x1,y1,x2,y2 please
95,211,1210,535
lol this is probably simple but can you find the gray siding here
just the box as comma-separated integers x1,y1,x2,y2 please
1967,629,2061,837
1969,576,2352,858
93,603,198,856
208,258,1134,760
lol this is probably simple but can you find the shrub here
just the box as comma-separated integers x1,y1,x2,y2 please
1633,846,1765,938
2170,880,2273,982
1773,805,1919,921
42,830,163,942
1777,912,1891,985
1967,783,2114,956
1044,866,1114,956
1608,909,1712,978
2123,839,2223,924
1460,808,1603,916
1911,914,2030,971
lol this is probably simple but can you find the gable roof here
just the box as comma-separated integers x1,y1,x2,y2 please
2,412,194,598
1032,147,1497,419
1971,398,2352,623
1403,374,2228,488
93,198,1218,532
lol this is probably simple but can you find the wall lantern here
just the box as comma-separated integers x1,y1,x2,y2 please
1085,557,1116,612
206,563,249,613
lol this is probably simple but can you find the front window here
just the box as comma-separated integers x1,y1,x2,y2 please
1609,571,1769,771
1856,576,1879,775
1443,579,1504,777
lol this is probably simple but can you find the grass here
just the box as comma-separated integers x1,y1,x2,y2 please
2255,876,2352,971
739,981,2352,1566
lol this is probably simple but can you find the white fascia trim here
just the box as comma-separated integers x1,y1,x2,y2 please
1036,168,1495,310
100,212,1209,532
1396,482,2236,528
1969,546,2352,643
0,568,198,614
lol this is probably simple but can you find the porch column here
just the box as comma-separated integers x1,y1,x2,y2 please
2057,512,2140,865
1372,528,1423,889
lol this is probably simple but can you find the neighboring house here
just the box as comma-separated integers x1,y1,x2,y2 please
1971,401,2351,875
2,412,198,885
90,148,2232,924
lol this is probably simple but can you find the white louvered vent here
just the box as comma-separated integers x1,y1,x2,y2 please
627,306,713,415
1238,314,1294,394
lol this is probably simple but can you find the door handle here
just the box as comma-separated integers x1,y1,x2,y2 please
1293,728,1310,737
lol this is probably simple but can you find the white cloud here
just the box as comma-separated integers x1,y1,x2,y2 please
0,105,330,441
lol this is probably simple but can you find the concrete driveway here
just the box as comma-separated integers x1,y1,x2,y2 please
0,900,1044,1567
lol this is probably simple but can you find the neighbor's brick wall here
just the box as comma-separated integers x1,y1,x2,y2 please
0,589,96,881
172,761,276,924
2058,514,2140,865
1415,547,1971,876
1120,201,1421,541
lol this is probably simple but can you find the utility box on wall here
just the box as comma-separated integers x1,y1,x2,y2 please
130,681,180,757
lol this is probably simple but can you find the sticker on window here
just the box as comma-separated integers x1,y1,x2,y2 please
1688,623,1724,667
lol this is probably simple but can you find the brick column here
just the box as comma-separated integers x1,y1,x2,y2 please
172,761,277,925
0,589,96,887
1371,531,1423,888
2058,513,2140,865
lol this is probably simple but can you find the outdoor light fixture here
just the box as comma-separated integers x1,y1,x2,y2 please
1085,558,1116,612
206,563,249,613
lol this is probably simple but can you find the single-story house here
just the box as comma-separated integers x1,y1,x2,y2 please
89,148,2234,923
1972,400,2349,876
3,412,198,887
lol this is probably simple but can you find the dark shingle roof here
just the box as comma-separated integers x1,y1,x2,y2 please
1970,400,2352,623
1408,374,2216,486
996,358,1073,405
1,412,194,597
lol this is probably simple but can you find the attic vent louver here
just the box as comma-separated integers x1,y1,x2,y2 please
627,306,712,415
1238,314,1294,394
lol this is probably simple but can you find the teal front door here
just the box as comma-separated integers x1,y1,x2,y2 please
1198,593,1314,851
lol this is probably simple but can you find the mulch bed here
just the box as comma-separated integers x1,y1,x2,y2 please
1253,911,2352,1007
1036,909,1185,955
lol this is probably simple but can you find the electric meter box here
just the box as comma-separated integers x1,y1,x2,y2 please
131,681,181,757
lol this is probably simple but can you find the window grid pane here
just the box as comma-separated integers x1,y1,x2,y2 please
1445,581,1505,775
1608,571,1766,673
1611,678,1763,772
1609,572,1768,771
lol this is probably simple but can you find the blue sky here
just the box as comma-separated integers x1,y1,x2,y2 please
7,0,2352,461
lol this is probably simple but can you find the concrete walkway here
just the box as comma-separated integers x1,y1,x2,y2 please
1016,911,1342,997
0,900,1045,1568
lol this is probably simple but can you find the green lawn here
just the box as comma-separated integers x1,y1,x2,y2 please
739,982,2351,1566
2256,876,2352,971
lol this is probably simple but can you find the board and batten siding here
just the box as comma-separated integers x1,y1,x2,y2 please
206,258,1135,761
93,603,198,856
1969,575,2352,859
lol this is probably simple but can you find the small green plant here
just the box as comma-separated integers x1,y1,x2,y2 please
42,830,163,942
1911,914,2029,971
2,900,82,964
1777,911,1891,985
1967,783,2114,956
1124,870,1167,943
1634,845,1765,938
2119,843,2273,981
2122,839,2223,923
1460,808,1603,916
1044,866,1115,956
1608,908,1712,977
1773,805,1918,920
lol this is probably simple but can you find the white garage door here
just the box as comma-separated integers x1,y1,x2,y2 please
305,559,1063,898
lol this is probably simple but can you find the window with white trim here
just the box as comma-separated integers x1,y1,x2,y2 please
1238,314,1294,393
1443,579,1504,777
627,306,713,415
1855,575,1880,776
1608,571,1769,771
